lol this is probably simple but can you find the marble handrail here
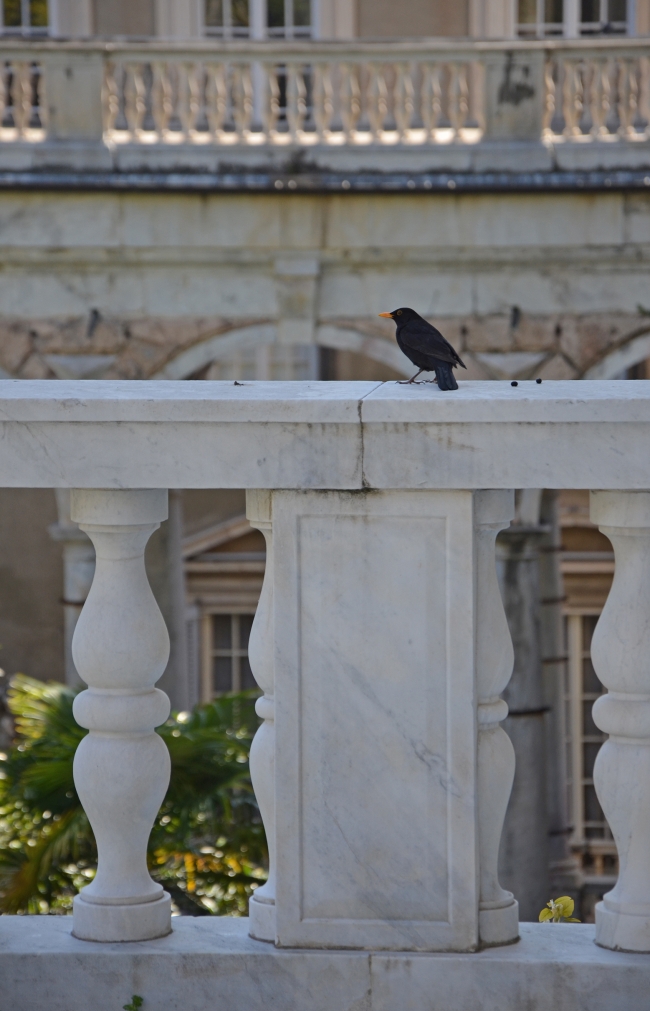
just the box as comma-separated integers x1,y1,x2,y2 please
0,379,649,488
0,378,649,952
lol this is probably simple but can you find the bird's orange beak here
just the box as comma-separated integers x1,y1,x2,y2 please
378,312,393,318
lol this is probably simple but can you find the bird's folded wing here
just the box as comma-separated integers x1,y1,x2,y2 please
399,322,459,365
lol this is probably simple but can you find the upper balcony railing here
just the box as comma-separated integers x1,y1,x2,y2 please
0,37,648,177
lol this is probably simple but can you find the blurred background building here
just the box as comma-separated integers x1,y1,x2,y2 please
0,0,648,920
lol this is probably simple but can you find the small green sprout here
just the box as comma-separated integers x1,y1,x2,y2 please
539,896,581,923
123,998,143,1011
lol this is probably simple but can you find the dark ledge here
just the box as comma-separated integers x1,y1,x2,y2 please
0,168,649,193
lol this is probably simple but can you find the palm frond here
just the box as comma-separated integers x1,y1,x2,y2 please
0,678,267,915
0,807,92,913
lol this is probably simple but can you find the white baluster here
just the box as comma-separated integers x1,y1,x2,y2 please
178,62,201,139
367,62,388,141
639,56,650,139
471,59,486,137
0,62,6,128
102,61,120,135
422,62,443,141
34,61,46,132
312,62,333,142
14,62,32,136
286,64,307,142
70,489,172,943
232,63,253,141
562,59,584,138
206,62,228,137
448,62,469,139
394,61,415,141
542,56,557,139
590,491,650,952
475,490,519,946
261,63,281,139
246,490,276,942
589,59,611,139
339,62,361,141
124,63,146,137
151,61,172,137
617,58,638,139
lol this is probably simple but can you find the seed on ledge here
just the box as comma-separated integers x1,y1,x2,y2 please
536,378,543,384
511,380,518,387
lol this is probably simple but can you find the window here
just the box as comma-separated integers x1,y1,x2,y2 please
566,614,615,848
580,0,627,33
267,0,311,37
1,0,48,34
518,0,564,36
518,0,629,35
204,0,313,39
202,613,257,699
204,0,250,38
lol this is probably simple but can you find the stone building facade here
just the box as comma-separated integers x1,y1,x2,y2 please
0,190,648,389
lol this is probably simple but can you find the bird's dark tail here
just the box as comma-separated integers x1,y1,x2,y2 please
435,362,458,391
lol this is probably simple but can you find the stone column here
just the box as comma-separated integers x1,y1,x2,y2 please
475,490,519,946
49,0,93,36
590,491,650,952
246,490,276,942
497,517,550,922
70,489,172,943
539,490,582,899
274,256,320,360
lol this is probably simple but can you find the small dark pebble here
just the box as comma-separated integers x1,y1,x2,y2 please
536,377,542,384
511,381,518,387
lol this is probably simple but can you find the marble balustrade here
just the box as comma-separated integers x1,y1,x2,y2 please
0,38,648,177
1,378,649,952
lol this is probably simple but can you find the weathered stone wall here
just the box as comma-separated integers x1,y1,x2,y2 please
0,190,647,382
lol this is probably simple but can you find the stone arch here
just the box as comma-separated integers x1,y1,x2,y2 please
583,327,650,379
154,324,278,379
152,323,410,379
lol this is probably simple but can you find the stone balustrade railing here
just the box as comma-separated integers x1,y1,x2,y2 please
1,377,650,953
0,39,648,177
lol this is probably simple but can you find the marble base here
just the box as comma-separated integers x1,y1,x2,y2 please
479,898,520,947
72,892,172,942
596,901,650,953
2,918,649,1011
248,894,276,942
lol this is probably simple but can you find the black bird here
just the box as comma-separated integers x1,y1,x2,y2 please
379,307,467,390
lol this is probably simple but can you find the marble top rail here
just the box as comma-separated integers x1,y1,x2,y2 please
0,378,648,489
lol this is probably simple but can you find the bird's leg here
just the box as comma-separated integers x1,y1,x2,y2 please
398,369,426,385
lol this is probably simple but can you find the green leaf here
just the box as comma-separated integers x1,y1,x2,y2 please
0,678,267,916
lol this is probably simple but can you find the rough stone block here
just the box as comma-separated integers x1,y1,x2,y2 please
536,354,579,380
464,315,513,353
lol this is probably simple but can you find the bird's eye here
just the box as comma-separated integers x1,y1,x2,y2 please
396,310,402,315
